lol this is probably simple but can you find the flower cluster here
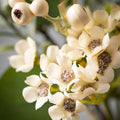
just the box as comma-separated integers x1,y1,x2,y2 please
8,0,120,120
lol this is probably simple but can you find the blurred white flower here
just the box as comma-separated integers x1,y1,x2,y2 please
9,37,36,72
48,92,86,120
22,75,50,110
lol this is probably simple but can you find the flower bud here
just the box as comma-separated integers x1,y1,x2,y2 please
30,0,49,17
12,2,34,25
66,4,89,28
8,0,25,8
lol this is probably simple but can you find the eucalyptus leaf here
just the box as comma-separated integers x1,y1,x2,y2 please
0,65,52,120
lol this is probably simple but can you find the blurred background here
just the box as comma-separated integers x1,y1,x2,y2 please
0,0,120,120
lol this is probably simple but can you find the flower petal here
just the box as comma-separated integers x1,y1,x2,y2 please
25,75,41,87
46,63,61,79
49,92,64,105
97,67,114,83
24,48,35,66
22,86,38,103
35,96,48,110
75,100,86,113
16,65,32,72
27,37,36,50
48,105,64,120
40,54,49,71
9,55,24,69
95,82,110,94
57,55,72,69
112,51,120,69
47,45,59,61
15,40,29,55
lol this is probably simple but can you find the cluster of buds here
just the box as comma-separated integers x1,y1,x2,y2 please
9,0,49,25
8,0,120,120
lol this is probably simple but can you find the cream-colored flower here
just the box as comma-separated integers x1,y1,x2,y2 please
79,30,110,56
9,37,36,72
65,79,110,100
22,75,50,110
46,55,80,91
40,45,59,71
48,92,86,120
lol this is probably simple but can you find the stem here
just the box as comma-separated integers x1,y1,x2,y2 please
94,105,106,120
0,10,26,38
40,27,56,45
116,99,120,120
104,99,113,120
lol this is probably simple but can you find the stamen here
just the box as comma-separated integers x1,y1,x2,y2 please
37,83,48,97
88,40,101,51
63,98,76,112
61,69,74,83
14,9,23,19
97,51,111,74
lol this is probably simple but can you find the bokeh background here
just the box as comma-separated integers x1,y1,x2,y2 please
0,0,119,120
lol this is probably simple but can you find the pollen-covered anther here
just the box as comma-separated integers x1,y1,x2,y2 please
97,51,111,74
88,40,101,51
37,83,48,97
63,98,76,112
61,69,74,83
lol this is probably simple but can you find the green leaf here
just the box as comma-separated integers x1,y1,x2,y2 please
0,45,14,53
0,65,52,120
41,72,48,78
50,84,60,95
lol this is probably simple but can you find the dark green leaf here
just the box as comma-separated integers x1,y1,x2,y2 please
50,84,60,95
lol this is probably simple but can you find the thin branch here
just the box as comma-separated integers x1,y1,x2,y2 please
40,27,57,45
0,10,26,39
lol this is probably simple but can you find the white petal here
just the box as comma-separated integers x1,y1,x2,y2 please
75,100,86,113
102,33,110,49
48,105,64,120
60,44,73,54
111,6,120,20
47,45,59,61
97,67,114,83
57,56,72,69
95,82,110,94
46,63,61,79
35,97,48,110
63,114,80,120
49,92,64,105
9,55,24,69
68,50,83,61
24,48,35,66
67,36,80,49
16,65,32,72
15,40,29,55
79,31,90,48
90,26,105,40
25,75,41,87
27,37,36,50
93,10,108,25
40,54,49,71
22,86,38,103
112,51,120,69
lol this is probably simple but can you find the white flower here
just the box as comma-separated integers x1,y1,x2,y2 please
22,75,50,110
65,79,110,100
40,45,59,71
9,37,36,72
48,92,86,120
46,55,80,91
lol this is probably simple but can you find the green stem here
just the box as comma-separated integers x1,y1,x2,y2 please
104,99,113,120
116,100,120,120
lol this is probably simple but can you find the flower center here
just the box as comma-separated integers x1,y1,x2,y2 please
97,51,111,74
88,40,101,51
63,98,76,112
61,69,74,83
37,83,48,97
14,9,23,19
